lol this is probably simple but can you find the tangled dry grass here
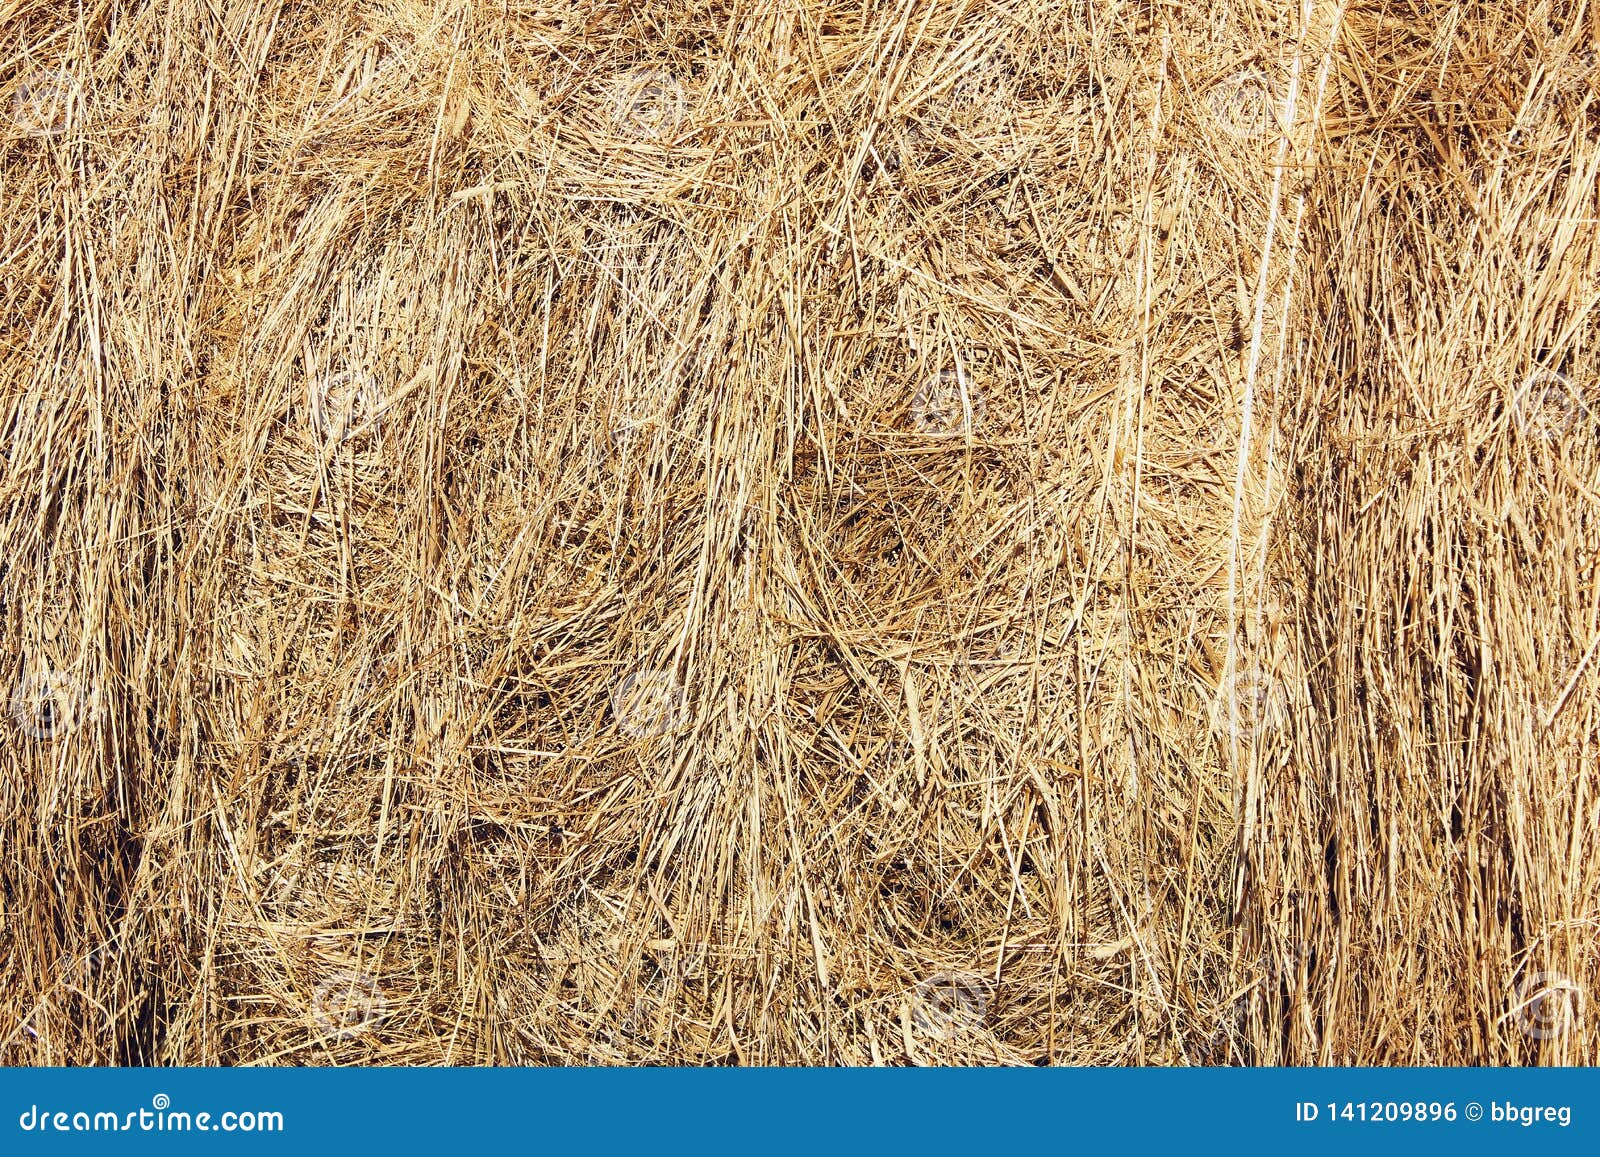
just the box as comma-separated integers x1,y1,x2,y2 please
2,0,1598,1066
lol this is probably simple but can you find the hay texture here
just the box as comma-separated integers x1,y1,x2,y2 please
2,0,1598,1065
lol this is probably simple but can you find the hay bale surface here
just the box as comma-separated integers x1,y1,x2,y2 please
1,0,1596,1064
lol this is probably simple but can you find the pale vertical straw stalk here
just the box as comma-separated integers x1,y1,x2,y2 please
1225,4,1347,915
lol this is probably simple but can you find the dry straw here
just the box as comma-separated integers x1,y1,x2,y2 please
1,0,1596,1066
